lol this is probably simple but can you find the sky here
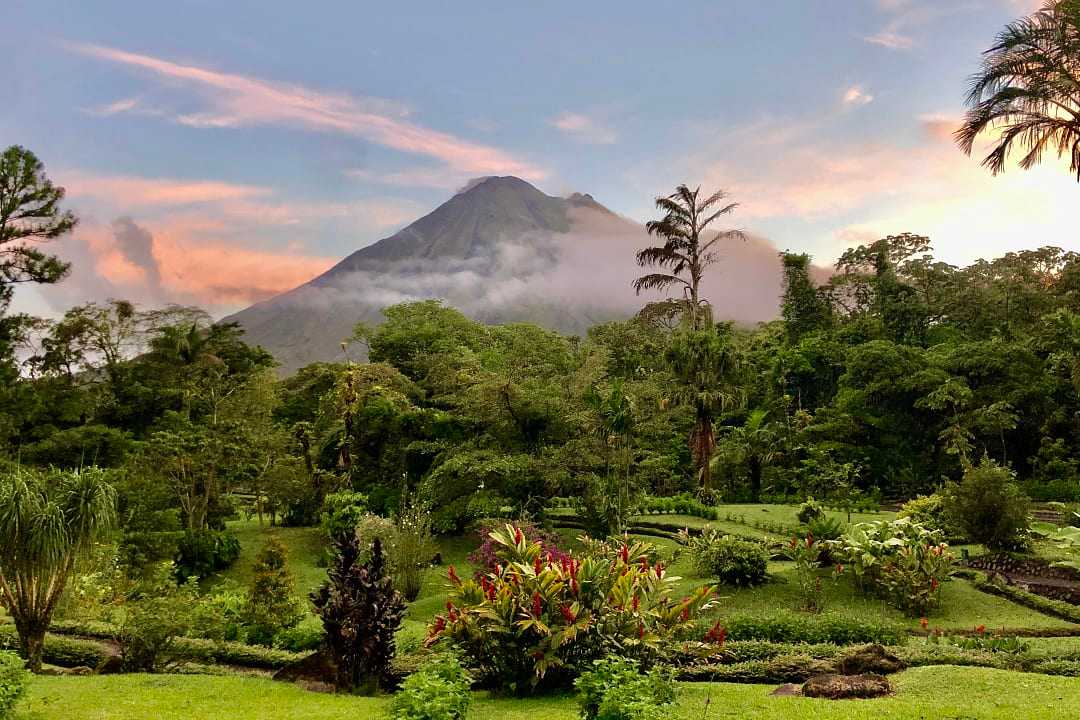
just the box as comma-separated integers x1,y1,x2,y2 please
4,0,1076,319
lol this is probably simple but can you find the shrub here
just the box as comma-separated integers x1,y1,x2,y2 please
0,651,28,719
788,534,830,613
796,497,826,525
391,493,434,602
575,656,677,720
0,627,108,668
117,596,195,672
720,612,905,645
678,529,767,587
427,525,717,692
273,616,324,652
321,491,369,539
897,493,960,539
942,458,1031,550
832,518,954,616
312,534,406,692
175,529,241,581
389,654,472,720
244,539,303,646
469,520,567,572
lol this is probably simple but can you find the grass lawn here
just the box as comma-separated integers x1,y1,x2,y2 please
213,519,327,597
15,666,1080,719
714,503,896,529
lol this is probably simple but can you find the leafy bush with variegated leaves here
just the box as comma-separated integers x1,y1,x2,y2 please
426,524,717,693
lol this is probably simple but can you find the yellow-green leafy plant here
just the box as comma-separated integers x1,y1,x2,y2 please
426,524,717,693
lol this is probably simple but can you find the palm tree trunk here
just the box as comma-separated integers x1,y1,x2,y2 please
690,410,715,493
749,455,763,503
17,620,46,672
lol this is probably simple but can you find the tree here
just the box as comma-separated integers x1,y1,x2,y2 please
311,534,405,692
0,467,116,671
726,408,781,502
583,380,637,534
633,185,744,330
665,326,741,494
244,538,302,645
780,252,832,343
0,146,76,388
956,0,1080,180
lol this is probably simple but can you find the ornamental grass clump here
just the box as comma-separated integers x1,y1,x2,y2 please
426,524,717,693
832,518,954,616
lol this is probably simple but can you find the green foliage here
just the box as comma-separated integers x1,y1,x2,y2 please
0,466,116,671
0,651,28,718
796,497,826,525
0,627,107,669
678,529,768,587
391,492,434,602
243,539,303,646
175,529,241,581
272,617,324,653
320,491,369,540
428,524,717,692
833,518,954,616
574,656,677,720
898,493,960,539
311,534,406,692
943,458,1031,551
388,654,472,720
720,612,906,645
787,534,829,613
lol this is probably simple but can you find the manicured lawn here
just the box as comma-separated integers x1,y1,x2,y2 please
15,666,1080,719
213,520,327,597
714,502,896,529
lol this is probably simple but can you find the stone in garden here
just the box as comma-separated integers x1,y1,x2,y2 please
838,644,906,675
802,673,892,699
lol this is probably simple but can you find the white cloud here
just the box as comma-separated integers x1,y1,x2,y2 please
842,85,875,107
550,112,619,145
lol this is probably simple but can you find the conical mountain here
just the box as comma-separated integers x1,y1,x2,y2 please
224,176,787,374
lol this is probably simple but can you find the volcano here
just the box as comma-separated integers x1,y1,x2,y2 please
224,176,787,373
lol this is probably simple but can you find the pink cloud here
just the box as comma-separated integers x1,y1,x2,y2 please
69,43,546,180
842,85,875,107
62,171,272,207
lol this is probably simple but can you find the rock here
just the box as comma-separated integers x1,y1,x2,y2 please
273,649,338,687
838,644,906,675
40,666,94,676
771,683,802,696
802,674,892,700
95,654,124,675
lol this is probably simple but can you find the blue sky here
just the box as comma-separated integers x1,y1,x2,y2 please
4,0,1074,317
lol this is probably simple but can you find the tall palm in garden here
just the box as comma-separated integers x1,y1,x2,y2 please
666,327,741,495
727,408,780,502
956,0,1080,180
0,467,116,671
584,380,636,532
633,185,744,330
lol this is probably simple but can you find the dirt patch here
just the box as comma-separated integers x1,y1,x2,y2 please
838,644,906,675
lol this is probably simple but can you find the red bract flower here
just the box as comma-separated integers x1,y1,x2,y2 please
560,604,576,623
620,545,629,565
705,621,726,646
638,623,645,639
919,617,929,630
655,562,664,577
806,532,815,548
534,556,542,575
976,624,986,635
494,563,502,576
448,565,460,584
640,558,649,572
680,606,689,622
570,578,579,595
632,595,640,612
514,527,524,545
931,578,939,590
835,564,844,574
446,600,455,613
532,591,542,618
431,616,446,634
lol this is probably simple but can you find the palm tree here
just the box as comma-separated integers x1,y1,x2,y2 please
666,327,741,494
727,408,781,502
0,467,116,671
633,185,744,330
584,380,636,533
956,1,1080,180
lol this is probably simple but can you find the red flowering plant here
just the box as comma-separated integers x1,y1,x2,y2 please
467,520,568,572
832,518,954,616
426,523,717,693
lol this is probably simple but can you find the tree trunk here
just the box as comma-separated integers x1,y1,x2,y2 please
749,455,762,503
690,411,715,493
18,622,46,673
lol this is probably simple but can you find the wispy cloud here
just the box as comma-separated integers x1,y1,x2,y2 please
63,172,272,207
67,42,546,180
345,166,468,190
550,112,618,145
842,85,875,107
